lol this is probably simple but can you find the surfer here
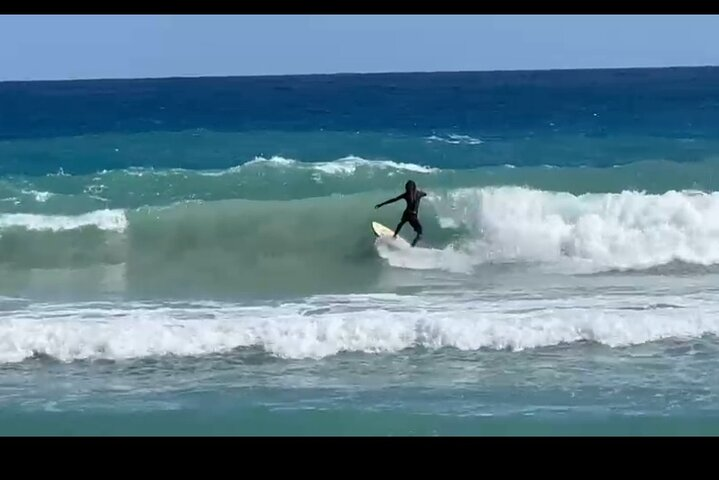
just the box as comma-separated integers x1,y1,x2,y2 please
374,180,426,247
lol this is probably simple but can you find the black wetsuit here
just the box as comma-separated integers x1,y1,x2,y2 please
375,187,426,246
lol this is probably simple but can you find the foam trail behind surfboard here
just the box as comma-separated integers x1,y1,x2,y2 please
371,220,472,272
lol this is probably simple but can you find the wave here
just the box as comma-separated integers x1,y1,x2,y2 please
426,133,483,145
3,185,719,296
241,155,438,174
0,293,716,363
2,156,719,214
372,186,719,275
426,186,719,272
0,193,401,294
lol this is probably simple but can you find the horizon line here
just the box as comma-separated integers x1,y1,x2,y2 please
2,63,718,85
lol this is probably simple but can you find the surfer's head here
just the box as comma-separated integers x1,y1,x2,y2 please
405,180,416,192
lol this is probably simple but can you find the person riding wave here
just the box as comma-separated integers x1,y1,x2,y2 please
374,180,426,247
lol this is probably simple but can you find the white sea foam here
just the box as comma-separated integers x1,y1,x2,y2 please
426,134,483,145
0,293,716,363
21,190,53,203
230,155,438,175
0,209,127,232
375,237,473,274
398,186,719,273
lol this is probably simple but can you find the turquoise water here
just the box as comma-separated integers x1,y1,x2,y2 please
3,332,719,435
2,68,719,435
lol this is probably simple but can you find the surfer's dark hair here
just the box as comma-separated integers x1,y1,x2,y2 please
405,180,416,191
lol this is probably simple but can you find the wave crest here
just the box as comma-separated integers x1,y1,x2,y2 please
425,186,719,272
0,294,715,363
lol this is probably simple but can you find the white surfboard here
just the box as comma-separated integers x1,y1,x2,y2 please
371,221,410,248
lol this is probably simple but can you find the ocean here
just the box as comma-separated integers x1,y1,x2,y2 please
2,67,719,435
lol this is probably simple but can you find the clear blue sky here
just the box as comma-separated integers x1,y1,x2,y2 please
1,15,718,81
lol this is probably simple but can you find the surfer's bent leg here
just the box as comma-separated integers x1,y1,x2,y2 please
394,211,411,238
409,215,423,247
393,219,406,238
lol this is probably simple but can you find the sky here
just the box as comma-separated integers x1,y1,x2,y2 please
0,15,718,81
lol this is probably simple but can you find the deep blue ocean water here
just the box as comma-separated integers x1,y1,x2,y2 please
2,67,719,435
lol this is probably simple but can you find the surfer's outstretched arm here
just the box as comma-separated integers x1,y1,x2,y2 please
374,194,404,209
